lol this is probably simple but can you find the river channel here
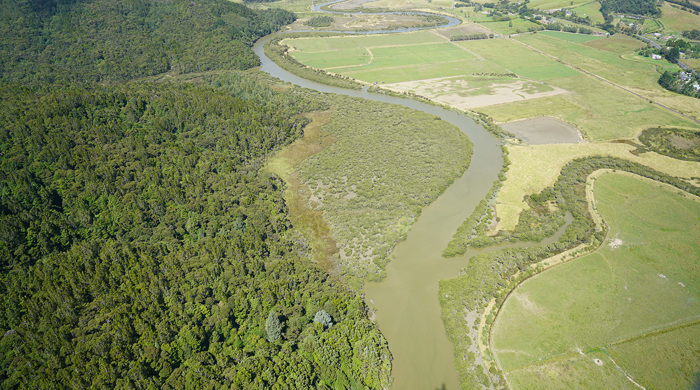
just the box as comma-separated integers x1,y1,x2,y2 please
254,34,504,388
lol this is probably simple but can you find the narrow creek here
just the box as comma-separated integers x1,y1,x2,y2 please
254,24,571,388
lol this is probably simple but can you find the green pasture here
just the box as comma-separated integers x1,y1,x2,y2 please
512,33,700,121
477,19,542,35
524,0,592,10
287,29,698,139
608,323,700,390
368,43,475,67
640,18,663,33
479,73,699,140
660,3,700,35
286,31,443,52
570,1,606,24
505,350,643,389
537,30,603,44
341,59,499,83
492,173,700,389
460,8,496,22
457,39,581,79
516,33,664,90
292,47,371,68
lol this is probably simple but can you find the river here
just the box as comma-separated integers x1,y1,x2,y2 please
253,34,503,388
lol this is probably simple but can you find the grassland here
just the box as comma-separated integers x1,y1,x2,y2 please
537,30,604,44
659,2,700,35
522,0,592,9
492,172,700,389
570,1,605,24
477,19,542,35
286,31,699,138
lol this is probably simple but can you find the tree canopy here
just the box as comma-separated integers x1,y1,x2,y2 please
0,0,295,83
0,0,392,388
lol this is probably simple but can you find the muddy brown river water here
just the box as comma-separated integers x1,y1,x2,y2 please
254,34,503,389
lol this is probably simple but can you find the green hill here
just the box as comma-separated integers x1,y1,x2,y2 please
0,0,392,388
0,0,294,83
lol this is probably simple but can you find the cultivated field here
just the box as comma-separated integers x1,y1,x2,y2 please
492,172,700,389
286,31,699,139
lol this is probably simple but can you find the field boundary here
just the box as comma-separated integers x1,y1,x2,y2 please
511,37,700,125
483,168,700,388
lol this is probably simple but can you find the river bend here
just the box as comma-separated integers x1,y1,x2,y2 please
253,25,502,388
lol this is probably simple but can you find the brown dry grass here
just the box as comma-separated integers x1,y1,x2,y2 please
264,111,339,271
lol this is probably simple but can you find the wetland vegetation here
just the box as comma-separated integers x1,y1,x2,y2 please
638,127,700,161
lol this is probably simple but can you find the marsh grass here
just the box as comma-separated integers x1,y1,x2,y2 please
298,94,472,284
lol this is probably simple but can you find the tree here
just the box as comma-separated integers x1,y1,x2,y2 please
314,310,333,329
666,46,680,63
266,311,283,342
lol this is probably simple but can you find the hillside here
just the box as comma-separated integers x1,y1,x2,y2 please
0,0,392,388
0,0,294,83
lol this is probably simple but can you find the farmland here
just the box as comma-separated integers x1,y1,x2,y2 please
492,172,700,389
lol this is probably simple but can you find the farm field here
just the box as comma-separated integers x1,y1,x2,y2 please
476,19,542,35
494,142,700,230
514,33,700,119
492,172,700,389
570,1,605,24
659,3,700,35
286,32,699,142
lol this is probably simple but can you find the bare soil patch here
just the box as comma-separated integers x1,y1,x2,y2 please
383,75,569,109
501,117,583,145
669,134,700,150
608,238,623,249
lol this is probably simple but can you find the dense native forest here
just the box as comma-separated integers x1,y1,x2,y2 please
0,0,294,83
0,0,391,388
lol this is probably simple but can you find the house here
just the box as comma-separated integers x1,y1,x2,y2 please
651,54,663,60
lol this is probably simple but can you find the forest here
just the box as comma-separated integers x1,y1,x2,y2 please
0,0,294,83
0,0,392,388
